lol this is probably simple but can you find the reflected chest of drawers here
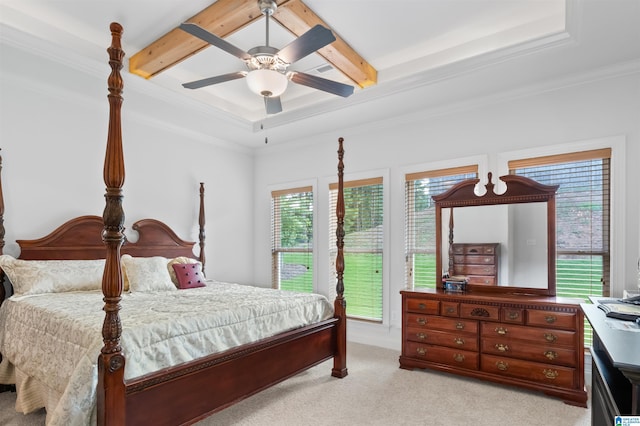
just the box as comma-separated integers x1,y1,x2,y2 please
399,289,587,407
451,243,499,286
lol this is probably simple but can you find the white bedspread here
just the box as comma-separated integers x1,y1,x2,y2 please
0,282,334,425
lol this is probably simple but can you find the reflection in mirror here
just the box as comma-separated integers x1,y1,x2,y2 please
441,203,548,289
434,173,559,296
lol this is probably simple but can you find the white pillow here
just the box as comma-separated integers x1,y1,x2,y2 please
0,254,105,296
121,254,176,292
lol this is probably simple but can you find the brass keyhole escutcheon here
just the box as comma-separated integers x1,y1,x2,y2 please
544,333,557,343
446,307,455,314
454,337,465,345
416,347,426,356
417,317,427,325
545,315,557,324
508,311,519,320
543,369,558,379
416,332,427,340
495,327,508,335
418,303,427,310
455,322,464,330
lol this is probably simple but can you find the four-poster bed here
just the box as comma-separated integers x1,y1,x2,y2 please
0,23,348,425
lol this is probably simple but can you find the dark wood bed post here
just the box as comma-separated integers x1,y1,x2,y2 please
97,22,126,426
332,137,348,378
199,182,206,273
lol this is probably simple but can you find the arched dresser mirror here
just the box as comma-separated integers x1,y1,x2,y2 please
400,172,587,408
433,172,558,296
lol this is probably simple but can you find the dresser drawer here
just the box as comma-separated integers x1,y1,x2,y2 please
460,303,500,321
481,322,576,346
405,298,440,315
527,310,577,330
501,307,525,324
481,337,576,367
454,264,496,276
453,255,496,265
481,354,576,389
453,244,497,255
466,276,497,286
406,326,479,351
441,302,459,317
405,341,479,370
406,314,478,334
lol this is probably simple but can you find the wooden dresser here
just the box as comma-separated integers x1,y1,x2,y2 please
451,243,499,286
399,288,587,407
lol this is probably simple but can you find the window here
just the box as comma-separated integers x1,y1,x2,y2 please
405,166,478,289
330,178,383,321
271,186,313,292
510,148,611,346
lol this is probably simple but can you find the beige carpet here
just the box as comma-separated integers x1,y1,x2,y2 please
0,342,590,426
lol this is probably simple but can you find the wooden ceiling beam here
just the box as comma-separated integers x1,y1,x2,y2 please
273,0,377,88
129,0,376,88
129,0,270,79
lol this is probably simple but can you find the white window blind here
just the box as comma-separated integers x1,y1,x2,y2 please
271,186,313,292
405,166,478,289
510,148,611,347
330,177,383,322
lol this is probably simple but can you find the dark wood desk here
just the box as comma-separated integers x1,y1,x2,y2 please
581,302,640,424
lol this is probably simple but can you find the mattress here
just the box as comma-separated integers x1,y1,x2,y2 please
0,281,334,425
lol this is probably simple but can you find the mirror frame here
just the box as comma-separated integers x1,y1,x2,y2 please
433,172,559,296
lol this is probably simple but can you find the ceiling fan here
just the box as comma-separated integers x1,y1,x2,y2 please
179,0,355,115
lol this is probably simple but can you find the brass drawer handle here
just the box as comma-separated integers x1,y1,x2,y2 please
494,343,509,352
453,353,465,363
416,332,427,340
496,361,509,371
454,337,465,346
544,333,557,343
507,311,520,320
543,369,558,379
545,315,556,324
446,307,456,314
544,350,558,360
416,347,426,356
495,327,508,335
455,322,465,330
416,317,427,326
418,303,427,310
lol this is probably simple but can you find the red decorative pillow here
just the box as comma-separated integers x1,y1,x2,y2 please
171,263,206,289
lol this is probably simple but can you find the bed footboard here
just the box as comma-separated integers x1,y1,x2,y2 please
124,319,339,425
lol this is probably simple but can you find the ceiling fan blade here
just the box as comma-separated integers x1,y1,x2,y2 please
289,72,354,97
276,25,336,64
264,96,283,115
180,23,252,61
182,71,247,89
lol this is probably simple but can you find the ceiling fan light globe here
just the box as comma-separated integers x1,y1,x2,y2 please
246,69,288,98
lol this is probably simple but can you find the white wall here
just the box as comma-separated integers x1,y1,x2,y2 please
0,43,256,285
252,70,640,349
